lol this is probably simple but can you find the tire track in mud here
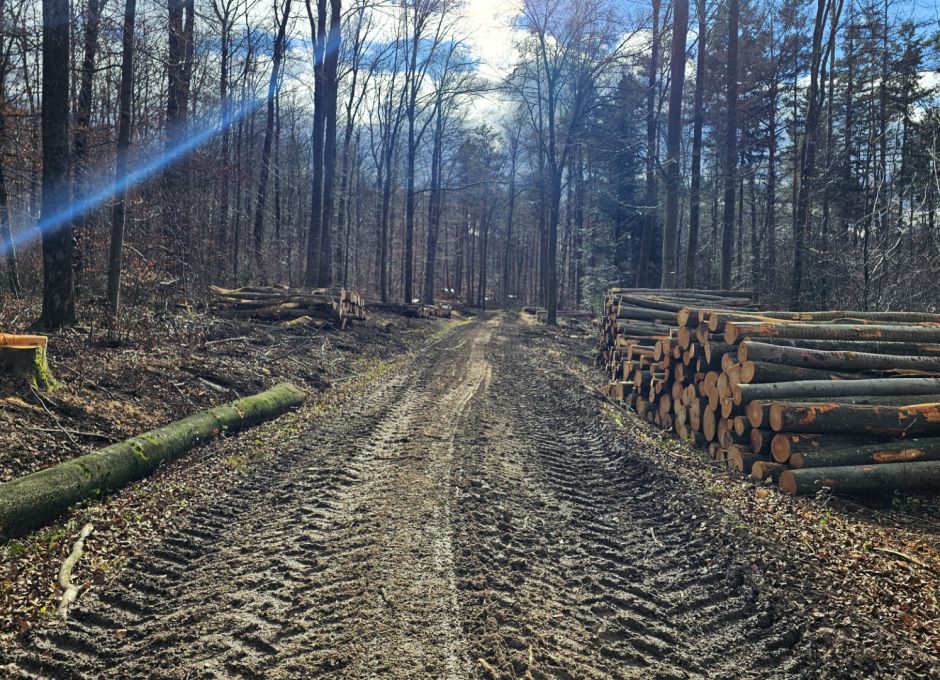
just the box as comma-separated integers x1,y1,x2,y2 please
450,320,806,679
4,321,491,679
5,314,812,679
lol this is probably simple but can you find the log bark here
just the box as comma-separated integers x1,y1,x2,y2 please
739,341,940,373
779,461,940,496
770,433,886,463
725,321,940,345
790,437,940,469
769,401,940,437
739,360,855,384
733,378,940,406
737,338,940,361
0,383,306,540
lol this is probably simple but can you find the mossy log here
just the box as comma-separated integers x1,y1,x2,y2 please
0,334,56,391
779,461,940,496
0,382,306,541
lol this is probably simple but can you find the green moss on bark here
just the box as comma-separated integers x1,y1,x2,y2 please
0,382,306,541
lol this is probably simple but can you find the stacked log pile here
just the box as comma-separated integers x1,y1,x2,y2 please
523,307,595,323
211,286,366,328
599,288,940,498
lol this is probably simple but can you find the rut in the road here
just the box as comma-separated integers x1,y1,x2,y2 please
451,322,803,679
5,315,809,679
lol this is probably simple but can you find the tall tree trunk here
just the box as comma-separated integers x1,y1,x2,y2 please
423,106,444,303
791,0,841,309
684,0,707,288
764,27,778,290
164,0,194,280
303,0,326,286
250,0,291,280
107,0,137,319
661,0,688,287
72,0,104,287
720,0,739,290
38,0,75,328
0,0,20,298
635,0,662,287
318,0,341,286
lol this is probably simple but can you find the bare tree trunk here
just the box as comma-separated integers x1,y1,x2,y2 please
38,0,75,328
72,0,105,287
661,0,688,287
318,0,341,285
635,0,661,287
107,0,137,319
684,0,707,288
250,0,292,280
303,0,326,286
720,0,739,290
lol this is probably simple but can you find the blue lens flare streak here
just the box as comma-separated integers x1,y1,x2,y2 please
1,100,259,258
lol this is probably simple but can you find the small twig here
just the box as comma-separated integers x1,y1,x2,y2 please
478,658,499,679
649,527,664,548
29,386,79,448
57,523,94,619
203,335,250,347
873,546,928,568
379,587,395,609
25,426,115,442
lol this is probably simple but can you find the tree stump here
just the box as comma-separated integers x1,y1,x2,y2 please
0,333,57,391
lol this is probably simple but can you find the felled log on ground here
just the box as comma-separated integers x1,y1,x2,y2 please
733,377,940,406
779,461,940,496
789,437,940,469
0,382,306,540
725,321,940,345
211,285,366,326
738,341,940,373
769,401,940,437
0,333,56,391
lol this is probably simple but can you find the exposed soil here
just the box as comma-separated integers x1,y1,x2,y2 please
1,313,938,678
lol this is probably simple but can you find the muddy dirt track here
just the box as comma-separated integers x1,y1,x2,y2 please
6,315,826,678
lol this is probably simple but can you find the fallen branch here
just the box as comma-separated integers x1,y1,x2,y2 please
57,523,93,618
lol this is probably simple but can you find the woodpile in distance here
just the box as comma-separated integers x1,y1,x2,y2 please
598,288,940,498
211,286,366,328
368,301,452,319
523,307,594,323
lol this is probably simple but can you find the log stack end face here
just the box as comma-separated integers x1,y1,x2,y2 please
597,288,940,498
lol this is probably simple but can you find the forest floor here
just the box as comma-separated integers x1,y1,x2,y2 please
1,311,939,678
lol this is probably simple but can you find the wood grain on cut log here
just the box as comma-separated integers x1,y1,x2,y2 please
779,461,940,496
751,460,786,482
769,401,940,436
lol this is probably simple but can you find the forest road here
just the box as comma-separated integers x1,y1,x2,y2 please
6,313,809,679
